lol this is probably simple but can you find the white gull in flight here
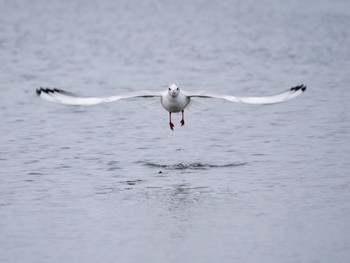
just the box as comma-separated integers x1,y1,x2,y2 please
36,83,306,130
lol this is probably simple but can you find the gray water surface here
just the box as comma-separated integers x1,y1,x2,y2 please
1,0,350,262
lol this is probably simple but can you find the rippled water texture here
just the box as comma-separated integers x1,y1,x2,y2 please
1,0,350,262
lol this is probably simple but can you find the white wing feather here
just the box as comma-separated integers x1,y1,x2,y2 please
183,85,306,105
36,88,162,106
37,85,306,106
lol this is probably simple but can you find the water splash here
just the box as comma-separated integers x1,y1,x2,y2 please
138,161,247,170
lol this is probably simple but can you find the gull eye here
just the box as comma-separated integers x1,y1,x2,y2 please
177,88,179,90
168,88,171,90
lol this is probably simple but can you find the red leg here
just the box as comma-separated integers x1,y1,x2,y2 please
180,110,185,126
169,112,174,130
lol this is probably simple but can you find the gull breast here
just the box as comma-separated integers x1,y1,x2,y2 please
161,93,190,112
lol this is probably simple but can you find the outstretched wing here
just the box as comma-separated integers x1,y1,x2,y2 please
36,88,162,105
184,85,307,105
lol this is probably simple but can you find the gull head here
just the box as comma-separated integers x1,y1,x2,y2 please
168,83,180,98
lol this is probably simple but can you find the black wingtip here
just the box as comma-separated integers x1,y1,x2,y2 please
36,87,77,100
37,87,57,94
291,84,307,92
36,88,42,96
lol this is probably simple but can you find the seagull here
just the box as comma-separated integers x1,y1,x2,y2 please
36,83,306,130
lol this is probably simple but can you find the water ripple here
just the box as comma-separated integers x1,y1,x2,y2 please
138,161,247,170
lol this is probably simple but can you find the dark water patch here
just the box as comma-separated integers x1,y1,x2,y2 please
125,180,143,185
138,161,247,170
107,160,121,171
54,165,71,169
14,119,25,123
107,167,121,172
119,179,143,186
27,172,42,175
24,179,35,182
60,146,71,150
175,148,185,151
24,160,39,164
107,160,119,165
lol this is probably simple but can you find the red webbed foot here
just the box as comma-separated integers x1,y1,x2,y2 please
169,122,175,130
180,119,185,126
